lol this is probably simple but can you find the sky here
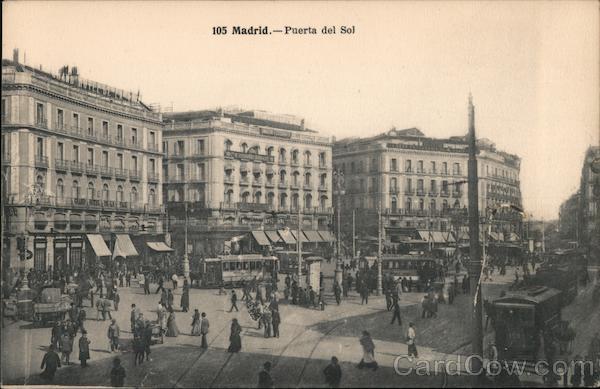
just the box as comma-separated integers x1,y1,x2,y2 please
3,1,599,220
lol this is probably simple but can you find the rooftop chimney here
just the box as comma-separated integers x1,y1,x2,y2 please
13,48,19,63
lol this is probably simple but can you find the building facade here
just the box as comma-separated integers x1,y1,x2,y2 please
162,109,333,257
1,54,166,272
578,146,599,259
332,127,523,249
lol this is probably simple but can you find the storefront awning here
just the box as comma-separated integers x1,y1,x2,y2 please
265,230,282,244
417,230,454,244
252,231,271,246
317,230,335,242
113,234,139,259
278,229,297,245
291,230,309,243
303,230,324,243
147,242,174,252
86,234,111,257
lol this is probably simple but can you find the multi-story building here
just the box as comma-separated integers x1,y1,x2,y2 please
1,52,166,272
577,146,599,259
332,126,522,249
162,109,333,257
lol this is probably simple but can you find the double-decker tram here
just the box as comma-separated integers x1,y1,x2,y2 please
379,254,439,285
190,254,278,288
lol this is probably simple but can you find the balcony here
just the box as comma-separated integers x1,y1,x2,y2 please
452,191,463,198
389,188,399,194
319,162,327,170
129,170,141,181
147,143,159,152
291,181,300,190
102,200,117,209
240,177,250,186
190,175,206,183
237,202,270,212
416,189,425,196
70,161,85,174
428,191,438,197
35,118,48,129
1,153,10,165
405,189,415,196
35,155,49,168
148,172,159,183
278,181,287,189
224,175,235,184
55,159,69,171
85,163,99,176
72,197,88,208
115,168,128,180
303,183,312,190
291,159,300,167
221,202,237,211
252,178,262,187
100,166,113,178
118,201,129,210
88,199,102,209
265,179,275,188
169,175,186,183
318,184,328,192
440,191,450,197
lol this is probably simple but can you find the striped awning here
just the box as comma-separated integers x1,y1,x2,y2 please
278,229,297,245
113,234,138,259
252,231,271,246
317,230,335,242
291,230,309,243
86,234,111,257
303,230,324,243
265,230,282,243
147,242,174,252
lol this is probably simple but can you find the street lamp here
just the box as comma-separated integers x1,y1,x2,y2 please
332,170,345,288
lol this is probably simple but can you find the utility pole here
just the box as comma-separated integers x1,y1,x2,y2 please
183,202,190,282
297,205,302,287
352,209,356,260
377,204,383,295
333,170,344,287
541,217,546,253
467,94,483,385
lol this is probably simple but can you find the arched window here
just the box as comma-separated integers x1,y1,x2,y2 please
72,180,80,199
117,185,124,202
225,189,234,205
291,149,299,164
304,172,311,186
305,193,312,209
304,150,311,165
149,188,156,205
430,199,436,211
249,145,259,154
406,198,412,211
56,179,64,200
241,143,248,153
87,182,95,200
453,199,460,208
36,175,45,189
280,193,287,208
254,191,262,204
266,146,274,157
320,173,327,187
292,193,299,209
391,197,398,213
224,139,233,151
442,199,448,209
320,195,327,209
131,186,138,205
241,191,250,203
267,192,275,207
419,199,424,210
102,184,109,201
390,177,397,192
279,148,286,164
279,170,286,183
292,171,300,186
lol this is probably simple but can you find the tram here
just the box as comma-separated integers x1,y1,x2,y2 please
379,254,439,284
492,286,563,360
190,254,278,288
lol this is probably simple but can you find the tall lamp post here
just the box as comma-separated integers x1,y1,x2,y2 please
183,202,191,282
333,170,345,287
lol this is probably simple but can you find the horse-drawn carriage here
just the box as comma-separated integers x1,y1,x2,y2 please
32,288,72,327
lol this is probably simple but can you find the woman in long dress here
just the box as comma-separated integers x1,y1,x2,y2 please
190,309,201,336
165,308,179,337
180,281,190,313
227,318,242,353
357,330,378,370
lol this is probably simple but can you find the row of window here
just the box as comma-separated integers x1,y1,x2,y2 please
348,177,462,194
224,190,328,209
224,140,327,166
48,176,157,205
339,159,462,175
34,101,158,148
389,197,461,212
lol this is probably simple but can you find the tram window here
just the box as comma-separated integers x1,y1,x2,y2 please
256,262,262,269
223,262,229,271
243,262,249,270
249,262,255,270
236,262,242,270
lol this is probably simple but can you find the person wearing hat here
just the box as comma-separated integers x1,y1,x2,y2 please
79,331,91,367
110,357,126,387
323,356,342,388
40,344,61,381
108,319,121,352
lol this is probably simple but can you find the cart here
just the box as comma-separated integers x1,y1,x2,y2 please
150,321,164,344
33,300,71,327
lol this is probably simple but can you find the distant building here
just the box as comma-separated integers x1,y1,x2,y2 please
161,109,334,257
578,146,599,258
558,192,579,242
1,51,166,272
332,123,523,252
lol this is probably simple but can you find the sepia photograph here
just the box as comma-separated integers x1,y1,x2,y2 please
1,1,599,387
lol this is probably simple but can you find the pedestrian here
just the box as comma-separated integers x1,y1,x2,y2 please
108,319,120,352
390,296,402,326
262,305,272,338
166,307,179,337
60,331,73,364
143,273,150,295
228,318,242,353
407,322,418,359
130,304,138,334
357,330,378,370
385,288,392,311
102,297,113,321
229,290,239,312
126,272,131,288
143,321,153,362
361,285,369,305
258,361,274,388
155,275,165,294
133,335,145,366
200,312,210,348
96,297,103,321
79,331,91,367
334,282,341,305
181,282,190,313
40,344,61,381
110,357,126,387
191,309,201,336
167,289,174,311
323,356,342,388
271,309,281,338
113,289,120,312
171,273,178,290
51,321,62,350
